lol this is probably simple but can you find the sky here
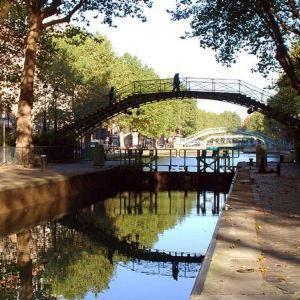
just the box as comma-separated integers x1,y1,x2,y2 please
86,0,275,120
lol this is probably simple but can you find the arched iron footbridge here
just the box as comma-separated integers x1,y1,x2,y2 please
177,127,286,148
61,78,300,135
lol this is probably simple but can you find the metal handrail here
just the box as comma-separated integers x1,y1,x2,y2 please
178,127,228,145
0,146,81,165
116,78,273,104
178,127,284,147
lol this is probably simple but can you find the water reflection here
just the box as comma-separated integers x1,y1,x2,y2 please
0,189,226,300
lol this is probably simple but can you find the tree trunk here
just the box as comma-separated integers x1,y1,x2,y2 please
276,55,300,94
17,231,33,300
15,9,41,163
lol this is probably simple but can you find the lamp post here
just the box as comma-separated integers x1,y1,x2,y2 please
43,83,47,132
53,86,59,132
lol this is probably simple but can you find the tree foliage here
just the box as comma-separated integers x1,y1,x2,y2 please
43,228,115,299
196,110,241,132
170,0,300,93
242,42,300,158
35,28,242,139
243,112,268,133
3,0,152,155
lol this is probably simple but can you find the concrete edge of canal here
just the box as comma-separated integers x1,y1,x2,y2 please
0,166,233,215
190,166,238,299
190,163,289,300
0,165,233,237
0,166,121,216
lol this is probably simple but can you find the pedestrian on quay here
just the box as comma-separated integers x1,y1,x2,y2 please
173,73,180,92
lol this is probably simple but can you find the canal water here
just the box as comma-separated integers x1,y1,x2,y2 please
0,189,227,300
0,151,281,299
151,151,281,172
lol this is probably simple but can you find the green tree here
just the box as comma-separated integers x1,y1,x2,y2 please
196,109,241,132
34,27,241,140
33,25,224,141
4,0,152,158
243,112,267,132
267,42,300,157
170,0,300,93
269,42,300,118
218,111,241,130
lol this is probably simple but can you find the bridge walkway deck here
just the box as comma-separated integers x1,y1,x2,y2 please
191,163,300,299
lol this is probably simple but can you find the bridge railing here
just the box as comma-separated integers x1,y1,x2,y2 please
118,260,201,279
0,146,81,165
116,78,273,104
178,127,228,145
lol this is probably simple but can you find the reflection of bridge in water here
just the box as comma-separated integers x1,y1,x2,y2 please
61,190,225,265
61,214,204,264
118,260,200,279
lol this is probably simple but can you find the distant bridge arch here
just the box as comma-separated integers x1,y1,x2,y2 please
61,78,300,136
176,127,283,148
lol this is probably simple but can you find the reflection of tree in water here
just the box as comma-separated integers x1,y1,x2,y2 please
0,223,116,300
0,235,19,300
41,224,115,299
0,230,53,299
84,191,196,248
0,190,225,299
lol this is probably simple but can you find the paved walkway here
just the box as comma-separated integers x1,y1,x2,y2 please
0,161,115,192
252,163,300,297
191,163,300,300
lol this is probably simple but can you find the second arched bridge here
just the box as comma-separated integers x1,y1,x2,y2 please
60,78,300,136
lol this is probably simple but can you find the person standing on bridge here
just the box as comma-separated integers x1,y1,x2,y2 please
109,86,117,105
173,73,180,92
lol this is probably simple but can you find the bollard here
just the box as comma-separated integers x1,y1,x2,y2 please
280,154,284,163
249,158,253,166
259,157,266,173
93,144,105,166
276,163,281,176
40,155,47,173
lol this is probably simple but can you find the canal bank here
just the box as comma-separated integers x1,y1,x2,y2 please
0,162,232,237
0,163,233,213
0,163,121,216
191,162,300,299
0,161,233,300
